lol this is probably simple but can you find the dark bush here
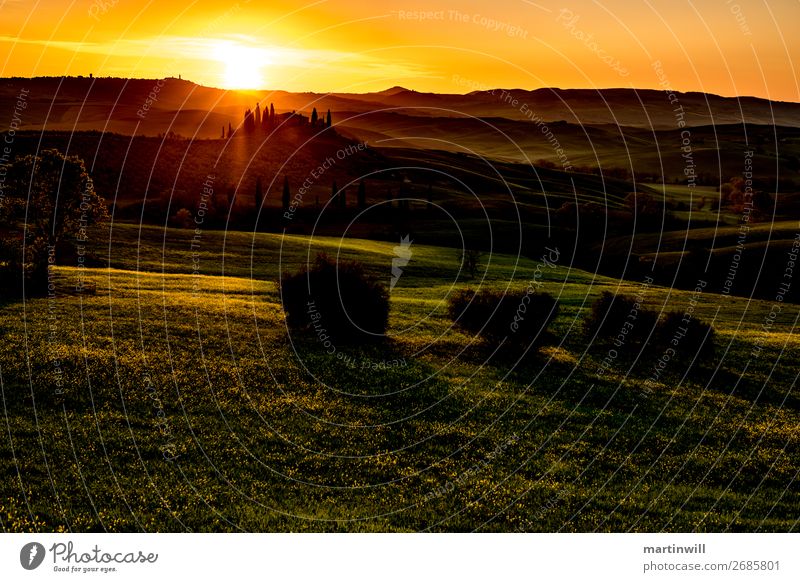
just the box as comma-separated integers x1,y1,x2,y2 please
655,311,716,359
585,292,716,360
448,288,558,346
279,253,389,342
584,291,658,347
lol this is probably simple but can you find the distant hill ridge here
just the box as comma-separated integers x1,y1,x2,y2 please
2,76,799,140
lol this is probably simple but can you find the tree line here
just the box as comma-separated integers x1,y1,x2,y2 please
223,103,333,138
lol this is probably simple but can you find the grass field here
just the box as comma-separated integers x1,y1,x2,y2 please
1,222,798,532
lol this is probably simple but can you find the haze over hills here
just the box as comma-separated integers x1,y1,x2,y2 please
4,76,800,139
5,76,800,185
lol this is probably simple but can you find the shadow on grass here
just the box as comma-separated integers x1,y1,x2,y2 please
283,331,468,423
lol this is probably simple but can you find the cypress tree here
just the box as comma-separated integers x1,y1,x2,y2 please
326,109,332,128
311,107,318,126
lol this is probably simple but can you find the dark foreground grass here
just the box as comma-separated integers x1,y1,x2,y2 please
0,223,797,531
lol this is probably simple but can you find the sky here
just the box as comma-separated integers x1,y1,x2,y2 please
0,0,798,101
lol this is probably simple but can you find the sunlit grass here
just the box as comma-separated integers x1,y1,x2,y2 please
0,223,797,532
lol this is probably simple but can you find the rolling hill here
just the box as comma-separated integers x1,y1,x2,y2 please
0,223,797,531
4,77,800,140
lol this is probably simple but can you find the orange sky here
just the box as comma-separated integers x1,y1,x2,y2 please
1,0,798,101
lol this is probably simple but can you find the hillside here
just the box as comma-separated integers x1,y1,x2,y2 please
4,77,800,140
7,129,386,223
339,112,800,184
0,223,797,531
5,76,799,193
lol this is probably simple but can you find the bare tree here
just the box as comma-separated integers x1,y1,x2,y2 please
460,249,482,279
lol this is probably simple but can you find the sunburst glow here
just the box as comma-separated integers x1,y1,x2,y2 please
212,41,270,90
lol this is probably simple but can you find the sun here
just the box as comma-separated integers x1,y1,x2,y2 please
212,41,269,90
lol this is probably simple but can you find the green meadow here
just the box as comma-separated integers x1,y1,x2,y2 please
1,222,797,532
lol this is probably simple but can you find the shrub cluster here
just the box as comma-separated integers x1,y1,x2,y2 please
448,288,559,346
656,310,716,359
279,253,389,342
585,291,715,358
583,291,658,345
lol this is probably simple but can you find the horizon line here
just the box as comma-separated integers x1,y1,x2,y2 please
3,75,799,104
